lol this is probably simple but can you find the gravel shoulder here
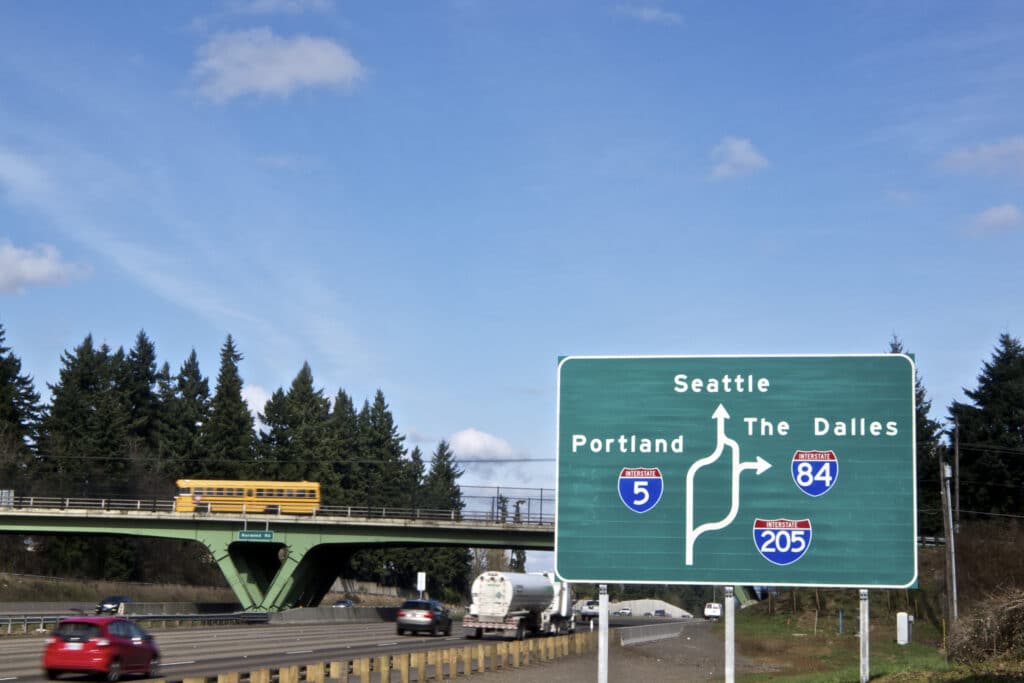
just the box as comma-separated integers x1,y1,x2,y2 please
469,619,770,682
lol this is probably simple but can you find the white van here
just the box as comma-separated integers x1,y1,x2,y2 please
704,602,722,620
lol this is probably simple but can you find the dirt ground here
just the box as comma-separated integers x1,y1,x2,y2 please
472,619,772,682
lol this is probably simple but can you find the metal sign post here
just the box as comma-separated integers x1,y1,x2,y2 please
598,584,608,683
725,585,735,683
860,589,869,683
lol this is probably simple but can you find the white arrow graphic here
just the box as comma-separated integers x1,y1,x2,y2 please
685,404,772,565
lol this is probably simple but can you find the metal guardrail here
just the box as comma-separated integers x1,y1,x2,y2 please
0,611,269,635
0,496,554,526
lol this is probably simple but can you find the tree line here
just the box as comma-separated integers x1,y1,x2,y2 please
1,323,1023,601
0,325,471,601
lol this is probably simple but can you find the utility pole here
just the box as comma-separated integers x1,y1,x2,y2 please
940,460,958,625
953,418,960,534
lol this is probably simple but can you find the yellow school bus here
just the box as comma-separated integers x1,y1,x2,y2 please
174,479,320,514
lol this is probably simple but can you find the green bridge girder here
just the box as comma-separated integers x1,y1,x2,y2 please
0,508,553,611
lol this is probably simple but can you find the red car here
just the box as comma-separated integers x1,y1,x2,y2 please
42,616,160,681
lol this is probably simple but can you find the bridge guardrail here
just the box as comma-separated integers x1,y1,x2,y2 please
0,496,554,525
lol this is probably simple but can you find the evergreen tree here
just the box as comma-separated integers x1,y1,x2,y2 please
326,389,360,506
358,390,406,508
38,336,131,496
888,337,944,534
949,333,1024,515
418,440,472,601
175,350,212,477
199,335,254,478
123,330,160,451
0,322,41,491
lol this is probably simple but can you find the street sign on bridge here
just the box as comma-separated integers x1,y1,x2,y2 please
555,354,917,588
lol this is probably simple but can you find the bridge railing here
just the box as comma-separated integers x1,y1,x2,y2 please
0,496,554,526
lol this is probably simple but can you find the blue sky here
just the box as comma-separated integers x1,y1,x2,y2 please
1,0,1022,503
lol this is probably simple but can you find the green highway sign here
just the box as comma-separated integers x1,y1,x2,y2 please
555,355,917,588
238,530,274,541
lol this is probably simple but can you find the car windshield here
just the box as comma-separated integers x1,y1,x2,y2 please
55,622,102,642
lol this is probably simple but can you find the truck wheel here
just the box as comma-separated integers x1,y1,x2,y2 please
475,628,483,639
516,623,525,641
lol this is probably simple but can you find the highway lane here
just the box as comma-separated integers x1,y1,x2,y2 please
2,617,646,681
1,621,498,682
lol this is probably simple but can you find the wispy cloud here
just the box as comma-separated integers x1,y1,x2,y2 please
230,0,332,14
710,136,769,179
0,240,83,293
616,4,683,26
0,149,53,205
449,427,550,487
968,203,1023,236
941,136,1024,177
194,28,364,103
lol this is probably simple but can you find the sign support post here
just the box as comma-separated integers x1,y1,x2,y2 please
859,589,869,683
725,585,735,683
598,584,608,683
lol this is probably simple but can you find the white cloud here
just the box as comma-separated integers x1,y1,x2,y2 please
0,149,53,204
450,428,516,460
968,203,1023,236
230,0,332,14
941,136,1024,177
243,384,273,431
616,4,683,26
0,240,82,293
710,136,769,179
194,28,364,103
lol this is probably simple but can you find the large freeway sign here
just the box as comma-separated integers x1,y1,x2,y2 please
555,354,917,588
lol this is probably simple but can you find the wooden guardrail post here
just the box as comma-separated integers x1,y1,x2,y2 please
510,641,520,668
217,672,239,683
354,656,371,683
248,670,270,683
278,664,299,683
376,655,389,680
395,651,410,683
413,651,427,681
475,644,485,674
305,662,326,683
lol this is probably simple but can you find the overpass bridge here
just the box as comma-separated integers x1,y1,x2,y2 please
0,495,554,612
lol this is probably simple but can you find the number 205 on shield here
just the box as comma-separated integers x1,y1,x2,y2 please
618,467,663,513
753,518,812,565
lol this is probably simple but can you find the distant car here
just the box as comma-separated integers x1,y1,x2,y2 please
704,602,722,620
654,609,668,617
396,599,452,636
95,596,132,615
616,607,632,616
42,616,160,681
579,600,600,620
332,599,355,608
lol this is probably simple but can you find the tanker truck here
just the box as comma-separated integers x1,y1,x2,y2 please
462,571,575,640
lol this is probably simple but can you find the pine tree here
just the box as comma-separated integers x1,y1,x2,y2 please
888,337,944,534
419,440,471,601
0,322,41,491
327,389,360,506
359,390,406,508
124,330,160,451
199,335,254,478
949,333,1024,515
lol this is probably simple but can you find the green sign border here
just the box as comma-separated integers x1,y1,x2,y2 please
554,354,917,588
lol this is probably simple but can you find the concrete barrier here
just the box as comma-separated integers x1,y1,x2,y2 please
619,622,686,646
170,630,596,682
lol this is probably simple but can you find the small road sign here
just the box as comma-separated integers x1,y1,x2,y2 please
238,530,274,541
